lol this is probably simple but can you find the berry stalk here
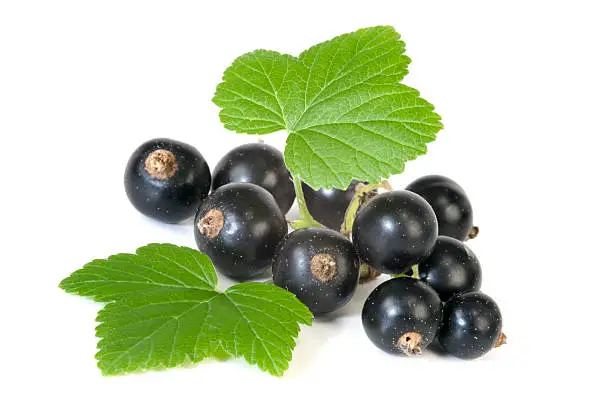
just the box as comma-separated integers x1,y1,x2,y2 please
340,180,392,237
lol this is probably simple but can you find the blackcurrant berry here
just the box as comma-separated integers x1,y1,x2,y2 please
438,292,504,359
272,228,360,316
194,183,288,280
418,236,482,301
352,191,438,274
212,143,295,214
406,175,474,241
302,180,365,231
362,277,442,355
124,138,211,223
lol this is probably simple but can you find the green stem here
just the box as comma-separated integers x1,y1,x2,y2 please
290,177,324,229
359,264,381,283
392,265,419,279
410,264,419,279
340,180,392,237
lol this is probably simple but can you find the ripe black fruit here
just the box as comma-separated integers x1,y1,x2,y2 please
418,236,482,301
272,228,360,316
124,138,211,223
212,143,295,214
438,292,503,359
362,277,442,355
302,180,364,231
352,191,438,274
406,175,474,241
194,183,287,280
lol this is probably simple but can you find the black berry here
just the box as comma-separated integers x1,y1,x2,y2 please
362,277,442,355
438,292,504,359
124,138,211,223
352,190,438,274
194,183,287,280
212,143,295,214
418,236,482,301
302,180,364,231
272,228,360,316
406,175,474,241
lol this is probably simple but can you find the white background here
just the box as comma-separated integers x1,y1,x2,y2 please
1,1,610,406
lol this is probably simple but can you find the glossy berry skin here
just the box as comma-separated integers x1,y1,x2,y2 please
406,175,474,241
194,183,288,280
418,236,482,301
212,143,295,214
273,228,360,316
302,180,362,231
352,191,438,274
362,277,442,355
438,292,503,359
125,138,211,223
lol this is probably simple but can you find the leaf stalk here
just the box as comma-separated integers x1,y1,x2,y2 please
290,177,325,230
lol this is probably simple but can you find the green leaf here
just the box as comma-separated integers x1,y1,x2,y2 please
206,283,312,376
213,26,443,189
59,243,217,302
60,244,313,377
95,287,219,374
212,50,307,134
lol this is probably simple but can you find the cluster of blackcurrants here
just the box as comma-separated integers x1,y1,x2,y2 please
125,138,505,361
